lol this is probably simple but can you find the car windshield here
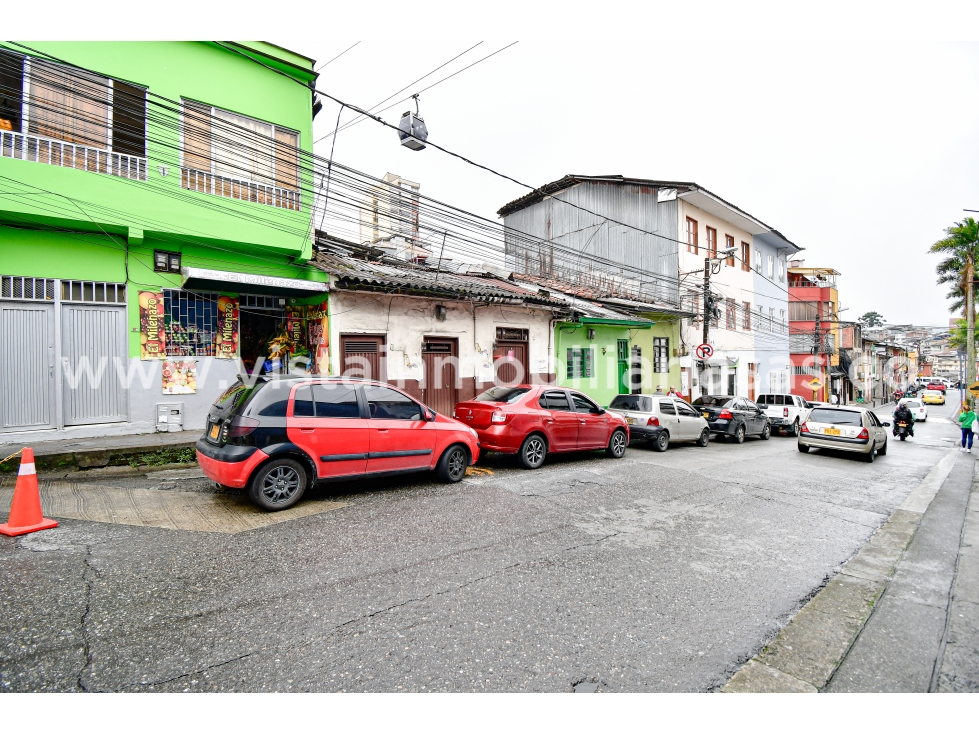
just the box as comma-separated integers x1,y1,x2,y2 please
609,395,651,412
692,396,733,407
809,408,863,426
474,387,530,403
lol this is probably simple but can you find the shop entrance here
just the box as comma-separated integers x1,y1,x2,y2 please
238,294,288,374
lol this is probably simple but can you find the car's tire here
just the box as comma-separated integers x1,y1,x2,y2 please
651,431,670,452
248,458,307,512
436,444,469,483
518,433,547,470
697,428,710,447
798,443,810,453
864,444,877,463
761,423,771,440
789,419,800,437
606,429,628,458
733,423,746,444
879,438,888,456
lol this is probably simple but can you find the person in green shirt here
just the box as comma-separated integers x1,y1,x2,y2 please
958,402,976,452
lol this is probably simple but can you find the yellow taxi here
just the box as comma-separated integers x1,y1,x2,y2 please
922,389,945,405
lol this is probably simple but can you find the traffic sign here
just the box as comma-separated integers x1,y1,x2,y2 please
695,343,714,360
808,378,823,389
969,381,979,398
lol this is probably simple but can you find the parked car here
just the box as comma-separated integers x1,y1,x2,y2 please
453,385,629,469
897,397,928,422
692,395,771,443
798,406,890,462
606,393,710,451
754,393,812,436
196,376,480,511
922,389,945,405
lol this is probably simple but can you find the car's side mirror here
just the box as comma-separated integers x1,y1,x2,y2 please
596,407,606,415
883,422,891,427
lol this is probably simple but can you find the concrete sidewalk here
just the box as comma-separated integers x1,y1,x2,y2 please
0,430,203,475
723,449,979,692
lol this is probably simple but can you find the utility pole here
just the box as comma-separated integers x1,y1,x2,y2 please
701,256,710,396
813,319,821,402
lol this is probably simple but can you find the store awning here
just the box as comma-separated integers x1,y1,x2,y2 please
575,317,653,329
181,267,329,297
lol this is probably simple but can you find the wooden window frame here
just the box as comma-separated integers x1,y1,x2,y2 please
706,226,717,259
741,242,750,272
725,234,735,266
686,217,698,255
726,298,737,330
743,301,752,330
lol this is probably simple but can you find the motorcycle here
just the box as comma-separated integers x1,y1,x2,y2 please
895,421,911,441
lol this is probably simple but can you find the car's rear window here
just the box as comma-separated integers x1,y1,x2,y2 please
692,395,732,406
210,380,256,416
809,408,863,426
474,387,530,403
609,395,651,412
903,401,922,408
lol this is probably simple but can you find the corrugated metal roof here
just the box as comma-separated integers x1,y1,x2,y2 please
310,250,567,308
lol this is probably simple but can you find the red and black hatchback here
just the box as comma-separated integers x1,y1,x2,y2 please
196,376,480,511
453,385,629,469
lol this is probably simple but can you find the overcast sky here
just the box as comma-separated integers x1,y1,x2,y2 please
17,3,979,328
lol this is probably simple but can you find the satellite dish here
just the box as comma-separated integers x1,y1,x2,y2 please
398,94,428,151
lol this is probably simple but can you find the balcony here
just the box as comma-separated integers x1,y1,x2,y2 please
1,130,146,181
180,168,301,211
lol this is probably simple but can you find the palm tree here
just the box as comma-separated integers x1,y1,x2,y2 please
931,217,979,403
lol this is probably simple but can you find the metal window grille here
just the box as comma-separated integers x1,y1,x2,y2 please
163,289,217,357
0,131,147,181
0,275,55,300
617,340,629,361
566,347,593,378
241,294,286,309
726,298,737,330
653,337,669,373
61,280,126,303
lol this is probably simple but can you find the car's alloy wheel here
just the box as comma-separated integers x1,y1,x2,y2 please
697,428,710,447
519,434,547,470
437,444,469,483
652,432,669,452
734,424,746,444
789,420,800,437
606,429,627,458
865,445,877,463
250,458,307,512
761,424,771,440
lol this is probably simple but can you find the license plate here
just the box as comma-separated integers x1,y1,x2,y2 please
702,412,710,419
626,417,636,425
209,424,220,439
824,427,840,436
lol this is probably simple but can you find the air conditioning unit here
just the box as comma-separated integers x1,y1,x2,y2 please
156,402,184,432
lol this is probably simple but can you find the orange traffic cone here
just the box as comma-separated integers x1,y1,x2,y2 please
0,448,57,537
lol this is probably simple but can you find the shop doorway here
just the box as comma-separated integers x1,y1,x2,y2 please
493,327,529,385
340,334,386,380
238,294,288,374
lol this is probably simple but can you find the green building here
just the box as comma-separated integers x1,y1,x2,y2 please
0,42,326,441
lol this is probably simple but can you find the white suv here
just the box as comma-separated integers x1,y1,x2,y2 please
755,393,812,436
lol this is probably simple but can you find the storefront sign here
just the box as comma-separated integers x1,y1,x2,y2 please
162,360,197,394
306,303,330,374
181,266,328,292
139,291,166,360
216,296,239,359
286,306,308,359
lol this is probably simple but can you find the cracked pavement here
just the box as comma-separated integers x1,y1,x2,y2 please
0,406,959,691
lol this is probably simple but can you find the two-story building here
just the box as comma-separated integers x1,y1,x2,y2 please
0,42,324,442
788,265,841,402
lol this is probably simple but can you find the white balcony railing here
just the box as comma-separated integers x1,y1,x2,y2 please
180,167,301,211
0,130,147,181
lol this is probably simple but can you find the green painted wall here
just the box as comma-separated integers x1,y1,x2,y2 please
631,312,683,394
555,322,649,407
0,41,314,259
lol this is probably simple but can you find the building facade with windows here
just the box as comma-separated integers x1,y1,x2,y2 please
787,265,842,402
0,42,325,442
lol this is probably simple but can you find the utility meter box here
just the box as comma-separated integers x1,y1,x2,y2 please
156,403,184,432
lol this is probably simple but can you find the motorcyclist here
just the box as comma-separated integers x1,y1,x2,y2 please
894,402,915,437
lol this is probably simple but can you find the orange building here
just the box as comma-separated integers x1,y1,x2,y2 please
788,266,840,402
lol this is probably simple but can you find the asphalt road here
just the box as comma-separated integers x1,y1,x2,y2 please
0,399,963,692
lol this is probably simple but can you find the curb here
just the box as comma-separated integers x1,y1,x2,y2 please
722,449,959,692
0,441,199,474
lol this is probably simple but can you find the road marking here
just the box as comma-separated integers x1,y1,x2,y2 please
0,483,348,534
465,467,494,476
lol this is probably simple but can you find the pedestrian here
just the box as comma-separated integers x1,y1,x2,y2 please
958,402,977,453
654,385,665,395
668,385,680,398
830,392,839,405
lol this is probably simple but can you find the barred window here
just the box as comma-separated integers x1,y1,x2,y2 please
653,337,669,373
61,280,126,303
164,289,218,357
743,301,751,330
567,347,594,379
726,298,736,330
1,275,54,300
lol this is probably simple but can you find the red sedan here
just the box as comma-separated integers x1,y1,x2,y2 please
454,385,629,469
